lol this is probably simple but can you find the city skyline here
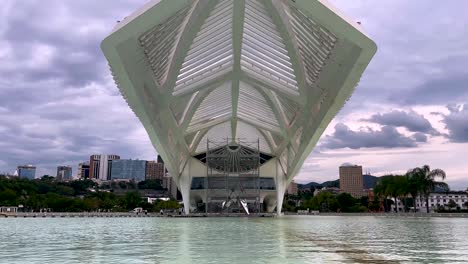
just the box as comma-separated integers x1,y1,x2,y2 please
1,0,468,189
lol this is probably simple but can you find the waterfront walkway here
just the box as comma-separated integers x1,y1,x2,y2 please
286,212,468,218
2,212,467,218
0,212,276,218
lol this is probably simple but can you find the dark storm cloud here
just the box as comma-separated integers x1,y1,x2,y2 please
0,0,139,110
442,104,468,143
412,133,428,143
389,74,468,106
321,123,419,150
365,110,439,135
0,0,146,88
331,0,468,114
0,0,154,176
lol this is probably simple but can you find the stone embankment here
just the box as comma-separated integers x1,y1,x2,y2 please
285,212,468,218
0,212,276,218
0,212,159,218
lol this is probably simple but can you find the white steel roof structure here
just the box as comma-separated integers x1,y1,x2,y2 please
102,0,376,214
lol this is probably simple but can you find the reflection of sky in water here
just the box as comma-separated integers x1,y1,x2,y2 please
1,216,468,263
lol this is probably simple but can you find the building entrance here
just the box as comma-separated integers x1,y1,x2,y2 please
205,139,261,214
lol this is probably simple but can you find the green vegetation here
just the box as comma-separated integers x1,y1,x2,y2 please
374,165,448,212
0,176,180,212
284,192,368,213
283,165,451,213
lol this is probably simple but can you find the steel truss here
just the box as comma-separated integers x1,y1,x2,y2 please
205,138,261,213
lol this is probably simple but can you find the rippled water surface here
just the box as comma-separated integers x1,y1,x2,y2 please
1,216,468,263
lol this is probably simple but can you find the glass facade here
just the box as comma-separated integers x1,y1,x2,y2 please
56,166,72,181
111,160,146,182
191,177,276,190
18,166,36,180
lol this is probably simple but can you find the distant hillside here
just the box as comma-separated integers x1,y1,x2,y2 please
322,179,339,188
298,175,450,192
298,174,379,190
298,182,321,189
363,174,379,189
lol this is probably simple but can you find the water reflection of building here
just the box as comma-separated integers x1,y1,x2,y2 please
17,165,36,180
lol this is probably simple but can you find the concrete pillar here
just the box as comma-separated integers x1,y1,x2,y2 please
179,178,191,215
176,161,192,215
265,196,277,213
275,160,289,216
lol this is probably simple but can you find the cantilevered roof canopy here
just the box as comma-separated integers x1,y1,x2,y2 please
101,0,376,180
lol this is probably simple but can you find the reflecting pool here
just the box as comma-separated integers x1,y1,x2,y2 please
1,216,468,263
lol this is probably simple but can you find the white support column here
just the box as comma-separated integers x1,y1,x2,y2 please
275,158,289,216
176,160,192,215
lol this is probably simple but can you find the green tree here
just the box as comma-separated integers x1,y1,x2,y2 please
302,191,338,212
138,180,163,190
153,200,181,212
374,175,408,212
124,191,142,210
336,193,356,212
447,199,457,211
70,179,97,195
406,173,422,211
394,176,410,212
0,189,17,206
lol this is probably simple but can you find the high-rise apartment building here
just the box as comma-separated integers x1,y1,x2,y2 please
77,162,90,179
163,174,178,200
17,165,36,180
111,159,147,182
56,166,72,181
339,164,365,198
146,155,166,181
286,181,298,196
89,154,120,180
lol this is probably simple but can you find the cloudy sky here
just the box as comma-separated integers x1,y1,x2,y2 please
1,1,467,189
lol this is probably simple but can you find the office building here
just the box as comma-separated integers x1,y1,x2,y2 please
339,163,365,198
163,174,179,200
56,166,72,181
101,0,376,214
111,159,147,182
146,156,166,181
17,165,36,180
286,181,298,196
89,154,120,180
77,162,90,179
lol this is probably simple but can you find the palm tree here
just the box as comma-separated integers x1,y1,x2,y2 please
407,165,449,213
386,176,400,212
373,181,386,211
395,176,410,212
375,175,401,212
406,173,422,211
